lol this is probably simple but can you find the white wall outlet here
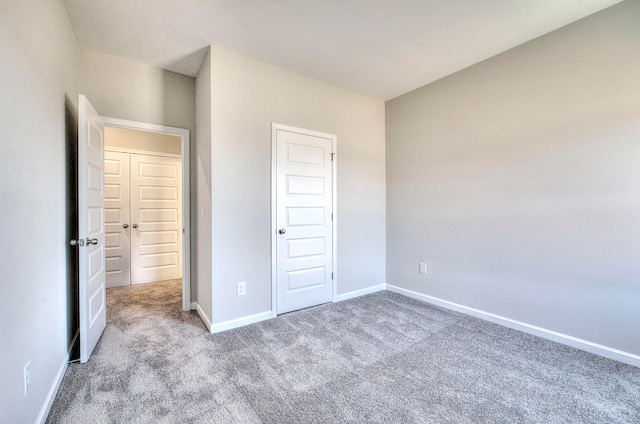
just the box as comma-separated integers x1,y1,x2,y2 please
237,282,246,296
23,361,31,395
419,262,427,274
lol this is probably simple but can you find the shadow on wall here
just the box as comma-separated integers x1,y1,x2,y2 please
161,67,200,303
64,95,79,361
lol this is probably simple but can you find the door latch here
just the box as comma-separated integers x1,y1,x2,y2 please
69,238,98,246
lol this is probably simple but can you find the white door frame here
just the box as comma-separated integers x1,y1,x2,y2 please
103,116,191,311
270,123,337,317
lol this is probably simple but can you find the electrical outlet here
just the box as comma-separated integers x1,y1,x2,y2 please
419,262,427,274
23,361,31,395
237,282,246,296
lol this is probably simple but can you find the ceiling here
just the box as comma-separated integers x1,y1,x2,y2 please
63,0,622,101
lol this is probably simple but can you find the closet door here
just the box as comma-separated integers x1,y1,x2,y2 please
104,151,131,288
130,154,182,284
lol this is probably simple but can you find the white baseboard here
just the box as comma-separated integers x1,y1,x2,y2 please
206,284,385,333
195,303,213,332
36,329,80,423
36,356,68,424
210,311,273,334
386,284,640,368
334,284,386,302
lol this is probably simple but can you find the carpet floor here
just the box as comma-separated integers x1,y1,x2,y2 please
47,280,640,423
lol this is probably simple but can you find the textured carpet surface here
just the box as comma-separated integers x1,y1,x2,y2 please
47,280,640,423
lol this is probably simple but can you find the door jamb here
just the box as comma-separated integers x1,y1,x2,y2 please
270,123,337,317
103,116,191,311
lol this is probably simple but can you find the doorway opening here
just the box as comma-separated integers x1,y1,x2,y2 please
103,117,191,311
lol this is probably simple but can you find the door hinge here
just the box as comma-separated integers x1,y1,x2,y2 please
331,153,335,161
331,213,333,221
331,272,334,280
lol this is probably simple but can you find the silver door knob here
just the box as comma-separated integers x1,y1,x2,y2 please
122,223,129,228
87,238,99,245
69,239,82,246
278,228,286,234
132,223,138,228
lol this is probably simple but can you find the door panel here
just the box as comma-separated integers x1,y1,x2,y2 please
104,151,131,288
276,127,334,314
78,95,106,363
287,237,325,258
287,207,325,226
130,154,182,284
139,208,178,222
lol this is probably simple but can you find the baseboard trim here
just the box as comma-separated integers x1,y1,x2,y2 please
210,311,273,334
334,284,386,302
386,284,640,368
36,356,68,424
195,303,213,332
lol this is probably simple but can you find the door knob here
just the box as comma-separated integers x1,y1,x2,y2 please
122,223,129,228
278,228,286,234
132,223,138,228
86,238,99,245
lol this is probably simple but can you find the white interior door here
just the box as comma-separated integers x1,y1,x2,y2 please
104,151,131,288
275,125,334,314
78,95,106,363
130,154,182,284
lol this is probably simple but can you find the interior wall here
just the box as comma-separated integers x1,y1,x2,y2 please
78,50,195,132
0,0,79,422
78,50,198,300
195,48,213,325
105,126,182,155
386,1,640,356
208,46,386,326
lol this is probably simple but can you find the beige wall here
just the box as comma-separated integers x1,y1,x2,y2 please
105,126,182,155
386,1,640,357
0,0,79,422
199,46,386,327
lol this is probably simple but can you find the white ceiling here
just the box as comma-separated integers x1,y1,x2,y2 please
63,0,622,101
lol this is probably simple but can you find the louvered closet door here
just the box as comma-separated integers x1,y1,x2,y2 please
130,154,182,284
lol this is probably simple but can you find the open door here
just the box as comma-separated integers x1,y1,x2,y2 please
75,95,106,363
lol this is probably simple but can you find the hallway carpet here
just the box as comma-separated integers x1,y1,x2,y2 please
47,280,640,423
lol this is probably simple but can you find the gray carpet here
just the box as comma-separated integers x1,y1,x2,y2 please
47,280,640,423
